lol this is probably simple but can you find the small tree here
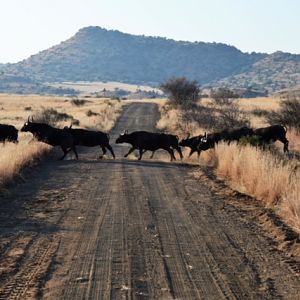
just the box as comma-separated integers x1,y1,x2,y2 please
160,77,200,109
210,87,239,106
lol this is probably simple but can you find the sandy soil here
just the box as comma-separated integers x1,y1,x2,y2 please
0,103,299,299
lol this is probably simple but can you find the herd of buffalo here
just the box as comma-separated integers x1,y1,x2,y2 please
0,118,289,161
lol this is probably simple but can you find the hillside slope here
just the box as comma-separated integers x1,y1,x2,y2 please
215,51,300,92
4,26,264,85
2,27,300,93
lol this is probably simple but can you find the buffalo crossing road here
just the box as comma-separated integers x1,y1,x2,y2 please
0,103,299,300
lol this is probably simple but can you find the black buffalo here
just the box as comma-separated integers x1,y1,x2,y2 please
145,133,183,160
64,126,115,159
179,134,204,158
197,126,253,152
21,119,78,160
253,125,289,152
115,131,182,161
0,124,18,143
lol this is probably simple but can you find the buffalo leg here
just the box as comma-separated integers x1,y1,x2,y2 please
150,151,155,159
279,137,289,153
72,146,78,160
165,147,176,161
60,146,68,160
284,141,289,153
124,147,136,157
188,149,195,157
138,148,144,160
106,144,116,159
175,146,183,160
99,146,107,159
197,150,201,159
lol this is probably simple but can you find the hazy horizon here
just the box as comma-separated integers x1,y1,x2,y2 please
1,0,299,63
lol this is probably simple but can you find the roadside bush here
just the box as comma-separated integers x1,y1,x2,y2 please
214,104,250,130
207,87,250,130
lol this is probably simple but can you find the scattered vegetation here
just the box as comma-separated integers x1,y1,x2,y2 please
160,80,249,133
86,110,99,117
210,87,239,106
33,108,78,126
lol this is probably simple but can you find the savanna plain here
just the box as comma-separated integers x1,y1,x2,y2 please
0,93,300,299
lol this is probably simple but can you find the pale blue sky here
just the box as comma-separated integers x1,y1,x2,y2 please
0,0,299,63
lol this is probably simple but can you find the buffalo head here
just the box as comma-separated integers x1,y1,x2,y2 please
116,130,129,144
21,117,35,132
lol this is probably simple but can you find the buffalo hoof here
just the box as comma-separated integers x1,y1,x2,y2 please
98,155,104,159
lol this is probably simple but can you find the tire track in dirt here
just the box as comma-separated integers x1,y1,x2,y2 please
0,103,300,299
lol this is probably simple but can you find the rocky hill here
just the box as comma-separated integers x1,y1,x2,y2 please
215,51,300,93
3,26,264,85
2,26,300,94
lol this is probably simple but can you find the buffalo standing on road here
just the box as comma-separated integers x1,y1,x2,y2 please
64,126,115,159
116,131,182,161
252,125,289,152
145,133,183,160
21,118,78,160
0,124,18,144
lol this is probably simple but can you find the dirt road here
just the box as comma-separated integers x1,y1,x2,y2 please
0,103,299,299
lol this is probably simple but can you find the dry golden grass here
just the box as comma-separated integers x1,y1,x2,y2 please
157,98,300,232
0,94,123,188
0,140,51,187
208,144,300,231
0,94,123,131
237,96,281,112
